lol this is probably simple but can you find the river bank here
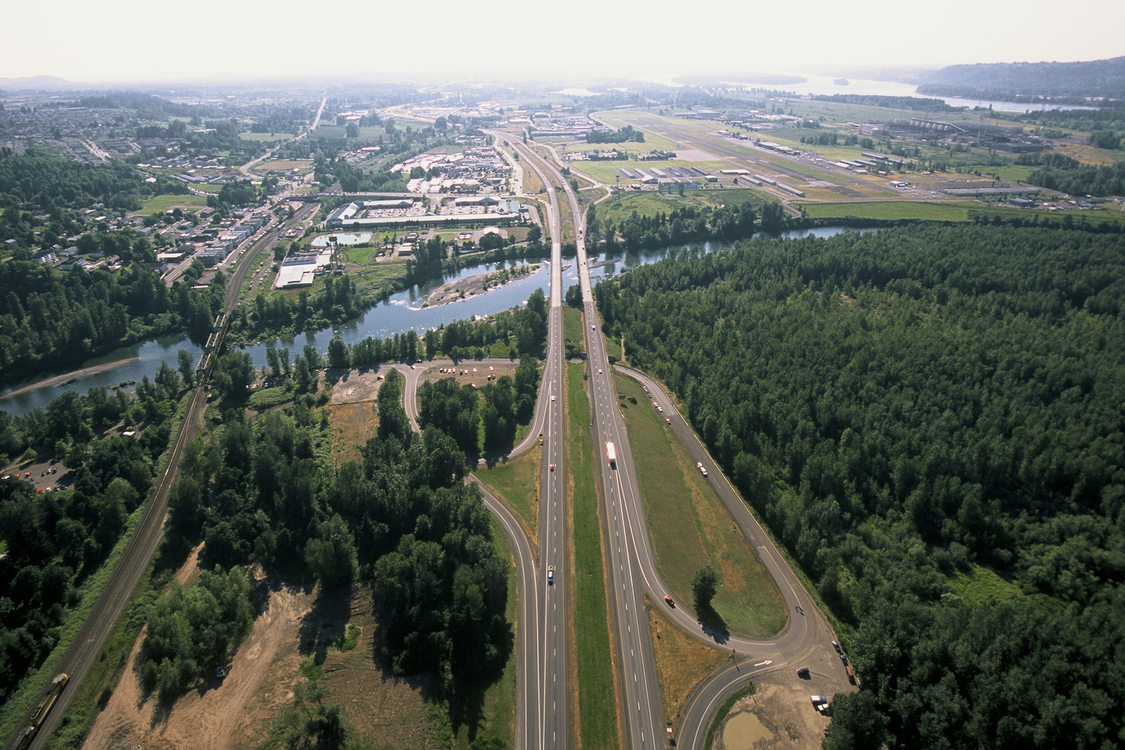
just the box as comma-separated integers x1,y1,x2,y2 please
1,357,142,400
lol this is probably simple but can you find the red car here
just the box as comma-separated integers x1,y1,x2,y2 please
664,595,674,607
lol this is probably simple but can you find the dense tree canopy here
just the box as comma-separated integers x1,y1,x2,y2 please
163,368,511,717
140,566,255,698
0,147,186,215
595,224,1125,748
0,261,223,386
0,364,187,704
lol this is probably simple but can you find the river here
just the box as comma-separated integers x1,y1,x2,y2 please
634,70,1091,112
0,227,861,417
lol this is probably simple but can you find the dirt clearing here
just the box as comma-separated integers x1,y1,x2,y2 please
715,680,828,749
83,580,315,750
713,648,856,750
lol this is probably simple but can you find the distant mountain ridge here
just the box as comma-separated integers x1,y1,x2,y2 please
917,57,1125,104
0,75,91,92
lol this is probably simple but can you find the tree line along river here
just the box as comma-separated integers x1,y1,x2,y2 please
0,228,858,417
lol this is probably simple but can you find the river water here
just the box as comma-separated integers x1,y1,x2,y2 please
0,227,859,417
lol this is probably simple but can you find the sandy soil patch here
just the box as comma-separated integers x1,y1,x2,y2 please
714,650,856,750
329,369,387,405
715,681,826,750
82,578,315,750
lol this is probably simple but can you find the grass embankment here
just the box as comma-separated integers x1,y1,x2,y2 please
43,574,157,748
566,362,620,748
613,373,787,638
646,602,726,727
476,448,541,541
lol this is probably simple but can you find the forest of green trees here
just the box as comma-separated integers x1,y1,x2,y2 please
160,368,511,733
588,199,788,254
418,356,539,458
0,260,223,387
586,125,645,144
594,224,1125,749
0,362,189,704
0,147,188,219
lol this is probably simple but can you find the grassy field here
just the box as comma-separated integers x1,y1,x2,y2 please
800,200,975,222
340,246,381,265
575,159,729,185
519,157,546,196
966,204,1125,228
326,400,378,465
951,564,1024,606
350,262,410,299
596,188,764,226
252,159,314,173
476,448,541,541
239,132,290,142
137,193,210,215
613,372,787,638
566,362,620,748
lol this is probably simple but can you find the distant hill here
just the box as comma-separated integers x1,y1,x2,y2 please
917,57,1125,104
0,75,90,92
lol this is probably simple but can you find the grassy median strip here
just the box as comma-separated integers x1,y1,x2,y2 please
613,373,787,638
567,362,620,748
562,306,584,357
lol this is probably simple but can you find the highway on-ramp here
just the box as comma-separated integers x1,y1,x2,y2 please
401,131,572,749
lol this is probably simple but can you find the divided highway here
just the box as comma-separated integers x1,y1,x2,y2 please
512,139,843,749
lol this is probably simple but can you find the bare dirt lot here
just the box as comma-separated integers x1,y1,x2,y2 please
716,680,828,750
419,361,517,389
83,566,453,750
328,369,387,405
714,653,855,750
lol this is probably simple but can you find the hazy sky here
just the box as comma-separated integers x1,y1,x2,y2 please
3,0,1123,84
